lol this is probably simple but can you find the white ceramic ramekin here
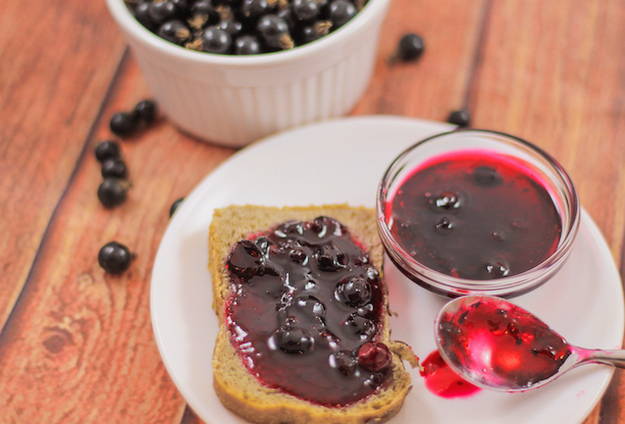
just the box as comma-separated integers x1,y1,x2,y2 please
106,0,391,147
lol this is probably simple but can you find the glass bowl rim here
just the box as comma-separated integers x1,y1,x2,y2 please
376,128,581,292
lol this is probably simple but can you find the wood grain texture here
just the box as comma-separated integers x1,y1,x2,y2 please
1,0,624,422
0,0,126,330
352,0,488,119
0,58,234,424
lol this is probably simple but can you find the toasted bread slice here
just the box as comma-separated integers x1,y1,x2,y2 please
209,205,412,424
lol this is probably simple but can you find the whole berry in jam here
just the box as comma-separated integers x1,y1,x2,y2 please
434,217,454,233
328,0,356,27
397,33,425,62
98,241,133,275
94,140,120,162
101,158,128,179
110,111,139,137
485,261,510,278
473,165,502,187
331,350,358,376
433,191,460,209
316,244,347,271
257,15,293,49
357,342,391,372
292,0,320,21
158,20,192,45
344,313,376,340
202,26,232,53
134,99,158,125
235,35,261,54
447,109,471,127
98,178,128,208
335,276,371,307
275,326,314,354
169,197,185,217
148,1,177,24
228,239,264,277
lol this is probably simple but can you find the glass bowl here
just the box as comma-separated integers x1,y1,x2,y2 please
376,129,580,298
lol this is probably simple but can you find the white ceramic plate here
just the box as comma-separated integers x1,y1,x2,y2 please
151,116,624,424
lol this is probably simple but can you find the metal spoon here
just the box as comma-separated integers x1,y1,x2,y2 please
434,295,625,392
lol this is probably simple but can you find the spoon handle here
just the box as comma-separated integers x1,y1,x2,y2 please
577,348,625,369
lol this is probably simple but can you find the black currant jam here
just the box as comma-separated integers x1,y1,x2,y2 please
386,150,562,280
438,298,571,389
225,217,391,406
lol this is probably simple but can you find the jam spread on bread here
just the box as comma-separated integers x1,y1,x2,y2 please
225,216,391,406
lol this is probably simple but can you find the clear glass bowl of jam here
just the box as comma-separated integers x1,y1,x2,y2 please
377,129,580,298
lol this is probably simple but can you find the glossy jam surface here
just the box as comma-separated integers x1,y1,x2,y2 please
387,150,562,280
420,350,481,398
225,217,390,406
438,298,571,389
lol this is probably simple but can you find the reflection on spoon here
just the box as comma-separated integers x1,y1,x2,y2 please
435,295,625,392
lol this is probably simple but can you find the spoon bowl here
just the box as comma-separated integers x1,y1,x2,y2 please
435,295,625,392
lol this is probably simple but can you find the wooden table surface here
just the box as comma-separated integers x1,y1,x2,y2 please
2,0,625,422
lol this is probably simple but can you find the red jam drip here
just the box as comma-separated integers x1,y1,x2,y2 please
420,350,481,398
225,217,389,406
386,150,562,279
438,299,571,389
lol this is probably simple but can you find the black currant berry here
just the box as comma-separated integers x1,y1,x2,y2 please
101,158,128,179
110,112,139,137
148,1,177,24
397,33,425,62
202,27,232,53
235,35,261,54
98,241,133,275
134,2,154,28
328,0,356,27
257,15,293,49
218,19,243,35
158,20,192,45
275,326,313,354
134,99,158,125
241,0,272,18
447,109,471,127
98,178,128,208
335,276,371,307
169,197,185,217
95,140,120,162
331,350,358,376
292,0,320,22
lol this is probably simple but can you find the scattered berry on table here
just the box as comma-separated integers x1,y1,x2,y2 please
396,33,425,62
127,0,368,54
169,197,185,217
95,140,120,162
101,158,129,179
133,99,158,125
447,109,471,127
98,241,133,275
98,178,128,208
110,111,140,137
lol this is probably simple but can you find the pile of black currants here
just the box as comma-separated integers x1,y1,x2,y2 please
125,0,367,55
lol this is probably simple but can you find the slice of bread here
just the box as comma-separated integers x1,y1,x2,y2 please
209,204,413,424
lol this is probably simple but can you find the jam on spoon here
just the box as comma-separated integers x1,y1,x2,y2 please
435,296,625,392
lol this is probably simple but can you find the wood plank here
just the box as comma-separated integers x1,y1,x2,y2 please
469,0,625,257
0,0,127,329
352,0,488,119
0,57,235,423
468,1,625,422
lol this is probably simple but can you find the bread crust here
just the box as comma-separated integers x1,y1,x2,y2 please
209,205,412,424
